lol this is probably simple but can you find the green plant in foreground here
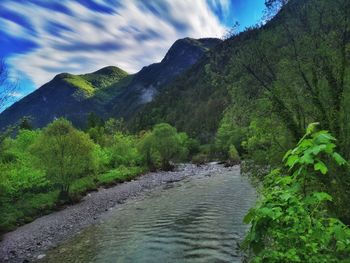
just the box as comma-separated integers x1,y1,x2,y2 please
31,118,97,200
243,123,350,262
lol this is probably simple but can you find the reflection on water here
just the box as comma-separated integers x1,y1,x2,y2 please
41,167,256,263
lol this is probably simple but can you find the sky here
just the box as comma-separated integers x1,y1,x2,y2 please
0,0,265,107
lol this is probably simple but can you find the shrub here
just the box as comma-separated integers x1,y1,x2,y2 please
191,153,209,165
31,118,98,200
243,124,350,262
139,123,189,170
228,144,240,164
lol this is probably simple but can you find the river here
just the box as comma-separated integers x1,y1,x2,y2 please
39,165,256,263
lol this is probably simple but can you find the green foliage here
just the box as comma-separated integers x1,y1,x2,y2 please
86,112,104,129
138,131,157,171
138,123,190,170
243,125,350,262
191,153,209,165
108,132,141,168
228,145,240,164
0,130,47,198
98,166,144,184
242,117,293,164
81,66,128,90
215,111,247,161
104,118,127,134
31,118,97,199
62,74,95,97
0,117,149,234
18,116,33,130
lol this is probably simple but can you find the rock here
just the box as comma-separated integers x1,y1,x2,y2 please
37,254,46,259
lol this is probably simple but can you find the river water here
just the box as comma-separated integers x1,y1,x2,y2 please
40,166,256,263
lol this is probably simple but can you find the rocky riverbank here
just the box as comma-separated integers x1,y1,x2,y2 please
0,163,235,263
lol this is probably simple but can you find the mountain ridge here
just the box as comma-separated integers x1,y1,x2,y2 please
0,37,222,129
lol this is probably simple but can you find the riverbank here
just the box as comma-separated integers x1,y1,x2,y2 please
0,163,233,262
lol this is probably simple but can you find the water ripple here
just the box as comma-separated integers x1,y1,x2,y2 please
41,169,256,263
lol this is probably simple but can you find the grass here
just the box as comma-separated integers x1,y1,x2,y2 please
0,191,59,233
62,74,96,96
0,166,147,236
98,166,144,184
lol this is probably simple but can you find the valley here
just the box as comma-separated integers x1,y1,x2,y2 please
1,0,350,262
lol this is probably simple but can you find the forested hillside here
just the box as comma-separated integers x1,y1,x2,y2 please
0,66,130,128
133,0,350,164
133,0,350,240
0,38,221,130
1,0,350,261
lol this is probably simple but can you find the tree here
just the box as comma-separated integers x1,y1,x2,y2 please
86,112,104,129
223,21,240,40
32,118,97,199
151,123,185,170
109,132,140,167
264,0,289,18
139,123,187,171
18,116,33,130
0,59,18,145
0,59,17,111
243,124,350,262
104,118,127,135
138,131,157,171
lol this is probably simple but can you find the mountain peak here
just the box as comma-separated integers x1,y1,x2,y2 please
0,37,219,129
162,37,222,63
89,66,128,76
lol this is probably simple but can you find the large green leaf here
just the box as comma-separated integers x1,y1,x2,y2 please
314,161,328,175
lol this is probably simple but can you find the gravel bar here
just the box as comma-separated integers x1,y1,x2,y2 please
0,163,234,263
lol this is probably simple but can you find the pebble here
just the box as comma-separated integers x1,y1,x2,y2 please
0,163,234,262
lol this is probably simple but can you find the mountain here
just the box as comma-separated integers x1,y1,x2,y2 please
130,0,350,145
129,38,231,142
0,37,221,129
0,66,129,128
106,37,222,118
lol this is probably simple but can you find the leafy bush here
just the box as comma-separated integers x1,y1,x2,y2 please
98,166,144,184
228,144,240,164
139,123,189,170
243,124,350,262
108,132,141,168
191,153,209,165
31,118,97,199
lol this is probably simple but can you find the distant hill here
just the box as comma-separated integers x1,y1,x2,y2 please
0,66,129,128
130,0,350,146
0,38,221,129
106,37,222,118
129,40,231,142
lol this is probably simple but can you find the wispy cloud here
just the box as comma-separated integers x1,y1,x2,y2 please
0,0,227,88
9,92,24,98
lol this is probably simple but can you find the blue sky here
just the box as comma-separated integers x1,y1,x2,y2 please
0,0,265,108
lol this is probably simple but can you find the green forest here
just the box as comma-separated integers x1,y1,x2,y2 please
0,117,203,233
1,0,350,262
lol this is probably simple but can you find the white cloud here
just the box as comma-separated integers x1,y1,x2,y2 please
1,0,227,88
9,92,23,98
